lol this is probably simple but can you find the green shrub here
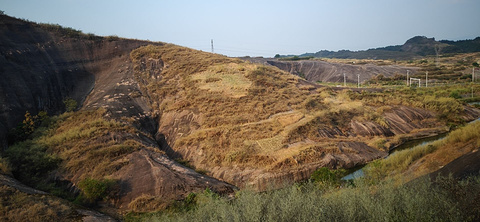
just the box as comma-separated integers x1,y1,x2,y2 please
148,176,478,222
449,90,461,99
0,156,12,175
63,98,78,112
77,178,118,205
310,167,345,187
4,140,60,186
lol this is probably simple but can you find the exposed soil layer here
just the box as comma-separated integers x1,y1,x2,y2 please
244,58,419,83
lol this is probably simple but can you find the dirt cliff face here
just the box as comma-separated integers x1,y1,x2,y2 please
0,15,154,148
244,58,419,83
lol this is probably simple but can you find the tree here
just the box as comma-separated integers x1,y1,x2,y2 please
473,62,479,67
274,54,281,58
22,111,36,135
63,98,77,112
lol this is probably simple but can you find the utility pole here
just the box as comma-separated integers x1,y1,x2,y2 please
473,67,475,82
407,70,410,86
357,74,360,88
343,73,346,87
426,71,428,87
211,39,214,53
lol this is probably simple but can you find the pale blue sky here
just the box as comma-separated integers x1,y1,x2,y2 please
1,0,479,57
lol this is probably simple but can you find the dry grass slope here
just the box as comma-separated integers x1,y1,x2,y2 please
129,44,475,186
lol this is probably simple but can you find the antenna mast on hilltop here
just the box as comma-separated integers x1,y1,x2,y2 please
211,39,214,53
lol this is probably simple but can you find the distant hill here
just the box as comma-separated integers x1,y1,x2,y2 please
296,36,480,60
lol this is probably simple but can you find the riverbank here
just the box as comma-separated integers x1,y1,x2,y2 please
343,115,480,180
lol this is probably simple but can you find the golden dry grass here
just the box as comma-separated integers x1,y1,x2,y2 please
0,185,79,221
23,109,160,181
191,63,255,98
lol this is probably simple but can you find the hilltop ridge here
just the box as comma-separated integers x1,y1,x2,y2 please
292,36,480,60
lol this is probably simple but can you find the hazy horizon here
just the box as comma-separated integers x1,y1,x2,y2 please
2,0,480,57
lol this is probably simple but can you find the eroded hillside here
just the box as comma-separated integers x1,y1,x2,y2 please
0,15,235,213
1,14,480,216
130,45,480,190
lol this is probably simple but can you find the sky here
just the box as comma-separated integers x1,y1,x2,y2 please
1,0,480,57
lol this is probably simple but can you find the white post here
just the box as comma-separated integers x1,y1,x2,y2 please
357,74,360,88
426,71,428,87
473,68,475,82
407,70,410,86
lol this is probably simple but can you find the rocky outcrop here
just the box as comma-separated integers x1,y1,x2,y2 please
384,106,438,134
114,149,235,209
350,121,394,137
462,106,480,121
0,15,155,147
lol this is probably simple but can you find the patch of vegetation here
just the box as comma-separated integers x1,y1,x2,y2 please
4,140,60,187
2,108,156,208
142,175,480,222
63,98,78,112
310,167,346,187
76,177,119,206
7,111,50,144
0,185,80,221
35,23,91,39
0,156,11,175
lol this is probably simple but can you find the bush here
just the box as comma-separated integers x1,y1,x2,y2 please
0,156,11,175
7,111,50,144
310,167,345,187
63,98,77,112
77,178,118,205
149,176,478,222
4,140,60,186
449,90,461,99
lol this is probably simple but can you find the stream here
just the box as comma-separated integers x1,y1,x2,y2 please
342,115,480,181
